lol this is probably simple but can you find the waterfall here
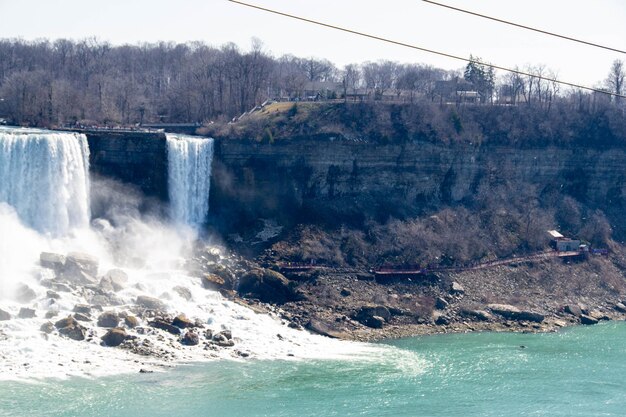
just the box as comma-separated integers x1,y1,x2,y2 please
166,134,214,228
0,127,90,236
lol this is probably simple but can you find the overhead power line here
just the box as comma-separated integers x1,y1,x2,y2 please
422,0,626,55
228,0,626,98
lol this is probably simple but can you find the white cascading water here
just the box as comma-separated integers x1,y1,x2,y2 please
166,134,214,228
0,127,90,236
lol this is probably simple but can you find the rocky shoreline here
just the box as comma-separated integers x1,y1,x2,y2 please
2,243,626,378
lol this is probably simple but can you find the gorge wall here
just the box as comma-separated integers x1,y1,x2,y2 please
85,130,168,200
80,130,626,235
211,137,626,231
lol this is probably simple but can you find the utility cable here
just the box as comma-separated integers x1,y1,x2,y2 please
422,0,626,55
228,0,626,98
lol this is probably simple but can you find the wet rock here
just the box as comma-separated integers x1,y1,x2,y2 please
64,252,99,277
613,302,626,313
45,310,58,319
90,293,123,307
55,316,78,330
40,252,66,271
58,322,86,341
212,332,235,347
46,290,60,300
97,311,120,328
101,327,128,347
206,264,236,289
136,295,167,311
74,313,91,322
73,304,92,315
450,282,465,295
201,273,225,291
172,314,194,329
124,315,139,328
40,321,55,334
149,319,181,335
238,268,300,304
354,305,391,325
564,304,583,317
305,319,347,338
100,269,128,292
488,304,544,323
173,286,193,301
580,314,598,325
15,284,37,303
181,331,199,346
218,330,232,340
40,280,72,292
460,309,492,322
0,309,10,321
18,308,36,319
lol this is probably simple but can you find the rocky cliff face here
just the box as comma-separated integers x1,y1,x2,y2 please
211,137,626,231
86,131,168,200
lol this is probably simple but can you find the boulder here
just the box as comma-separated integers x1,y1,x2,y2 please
60,252,99,285
149,319,181,335
0,308,11,321
18,308,36,319
74,313,91,322
238,268,300,304
73,304,92,315
58,321,86,341
173,286,193,301
435,297,449,310
460,309,492,321
59,326,86,341
15,284,37,303
564,304,583,317
40,321,55,334
55,316,78,330
172,314,194,329
487,304,544,323
101,328,128,347
136,295,167,311
450,282,465,295
201,273,225,291
124,315,139,328
354,305,391,324
45,310,59,319
101,269,128,292
206,264,236,289
340,288,351,297
435,314,451,326
614,302,626,313
97,312,120,328
90,293,123,307
180,331,199,346
212,332,235,347
40,252,66,271
305,319,347,339
46,290,60,300
580,314,599,325
65,252,99,276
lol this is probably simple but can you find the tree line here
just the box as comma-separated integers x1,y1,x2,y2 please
0,38,623,127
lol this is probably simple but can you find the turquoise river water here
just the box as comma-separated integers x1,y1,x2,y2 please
1,322,625,417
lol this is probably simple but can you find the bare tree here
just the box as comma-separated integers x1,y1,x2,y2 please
605,59,624,102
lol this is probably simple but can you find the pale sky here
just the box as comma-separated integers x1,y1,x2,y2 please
1,0,624,88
